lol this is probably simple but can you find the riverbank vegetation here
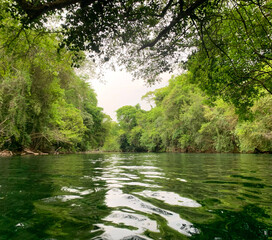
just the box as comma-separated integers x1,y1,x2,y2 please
1,0,272,155
103,73,272,153
0,8,110,154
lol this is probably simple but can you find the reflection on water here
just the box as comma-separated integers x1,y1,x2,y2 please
43,194,82,202
94,210,159,240
0,153,271,239
135,190,201,207
92,154,200,239
102,188,199,238
61,186,94,195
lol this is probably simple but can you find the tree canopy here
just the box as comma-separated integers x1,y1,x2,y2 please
4,0,272,111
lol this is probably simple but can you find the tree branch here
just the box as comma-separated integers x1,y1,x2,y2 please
139,0,208,50
159,0,174,18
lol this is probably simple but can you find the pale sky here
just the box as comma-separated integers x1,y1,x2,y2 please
90,70,174,121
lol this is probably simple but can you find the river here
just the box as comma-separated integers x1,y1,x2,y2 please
0,153,271,239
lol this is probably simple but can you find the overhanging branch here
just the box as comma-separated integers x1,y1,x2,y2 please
139,0,208,50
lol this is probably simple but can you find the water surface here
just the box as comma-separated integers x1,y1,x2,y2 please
0,153,271,239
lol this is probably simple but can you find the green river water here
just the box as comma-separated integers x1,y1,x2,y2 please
0,153,271,240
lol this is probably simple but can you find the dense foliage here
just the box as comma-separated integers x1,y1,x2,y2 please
104,74,272,153
0,8,109,153
7,0,272,111
1,1,271,154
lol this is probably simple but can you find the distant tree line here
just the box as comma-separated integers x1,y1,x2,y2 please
103,74,272,153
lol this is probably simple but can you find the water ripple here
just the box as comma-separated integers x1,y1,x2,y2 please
102,188,200,237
